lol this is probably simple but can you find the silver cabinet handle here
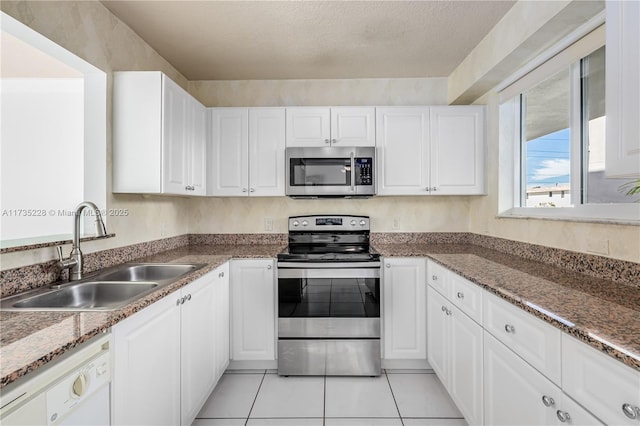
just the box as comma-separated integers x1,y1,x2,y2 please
504,324,516,333
386,264,391,268
431,187,438,191
267,264,272,270
242,188,247,192
176,298,181,306
179,296,186,305
432,275,437,280
446,308,452,316
541,395,555,407
324,139,330,144
250,188,255,193
331,139,337,143
556,410,570,423
457,292,464,299
426,187,430,192
218,271,225,278
186,294,192,301
622,403,640,419
441,306,447,312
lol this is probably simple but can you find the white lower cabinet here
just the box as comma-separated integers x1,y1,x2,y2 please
562,334,640,426
427,286,483,425
382,258,426,360
484,332,602,426
230,259,276,361
113,264,229,426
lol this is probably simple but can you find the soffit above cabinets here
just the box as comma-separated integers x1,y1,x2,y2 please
100,0,515,81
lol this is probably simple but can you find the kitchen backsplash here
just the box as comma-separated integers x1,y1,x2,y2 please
2,232,639,299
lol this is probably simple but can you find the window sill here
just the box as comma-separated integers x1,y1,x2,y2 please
498,206,640,226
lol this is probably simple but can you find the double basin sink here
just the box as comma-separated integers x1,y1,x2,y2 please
0,263,206,311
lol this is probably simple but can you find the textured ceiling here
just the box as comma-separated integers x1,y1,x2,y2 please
101,0,515,81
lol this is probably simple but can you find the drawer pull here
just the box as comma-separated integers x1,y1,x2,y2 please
446,308,452,316
218,272,224,278
504,324,516,333
622,403,640,419
556,410,571,423
441,305,447,312
541,395,555,407
457,292,464,299
432,275,437,280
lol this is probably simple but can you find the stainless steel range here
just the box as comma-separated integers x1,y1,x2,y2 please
277,215,381,376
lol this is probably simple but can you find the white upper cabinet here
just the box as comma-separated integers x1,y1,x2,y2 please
376,106,486,196
286,107,375,147
376,107,431,195
606,0,640,177
209,108,249,196
249,108,286,196
209,108,285,196
430,106,485,195
113,71,206,196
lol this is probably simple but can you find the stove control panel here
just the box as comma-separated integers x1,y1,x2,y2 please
288,215,370,231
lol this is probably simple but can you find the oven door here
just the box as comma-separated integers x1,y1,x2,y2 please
278,265,380,321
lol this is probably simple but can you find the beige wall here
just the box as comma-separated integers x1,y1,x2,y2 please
0,1,191,269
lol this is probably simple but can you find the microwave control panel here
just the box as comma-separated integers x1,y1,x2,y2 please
355,158,373,185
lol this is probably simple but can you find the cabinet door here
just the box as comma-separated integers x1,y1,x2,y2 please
209,108,249,196
449,305,483,426
188,98,207,195
429,106,485,195
230,259,276,361
214,262,230,381
113,295,181,426
330,107,376,147
484,332,560,426
180,274,217,426
606,0,640,177
162,76,189,195
562,334,640,426
286,107,331,147
376,107,430,195
382,258,426,359
426,285,449,379
249,108,286,196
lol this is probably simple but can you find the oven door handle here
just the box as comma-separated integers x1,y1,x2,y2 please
277,267,380,279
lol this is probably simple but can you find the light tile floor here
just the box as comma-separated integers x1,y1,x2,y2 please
193,369,467,426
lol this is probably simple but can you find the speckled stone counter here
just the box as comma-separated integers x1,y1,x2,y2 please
375,243,640,372
0,244,284,388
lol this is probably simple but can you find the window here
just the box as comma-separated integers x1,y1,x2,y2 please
500,26,640,222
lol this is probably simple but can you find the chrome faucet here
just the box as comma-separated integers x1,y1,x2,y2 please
57,201,107,281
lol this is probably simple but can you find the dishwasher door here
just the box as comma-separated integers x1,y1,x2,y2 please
0,333,111,426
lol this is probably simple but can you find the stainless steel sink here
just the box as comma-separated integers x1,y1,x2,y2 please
0,262,206,311
95,263,200,283
11,282,159,310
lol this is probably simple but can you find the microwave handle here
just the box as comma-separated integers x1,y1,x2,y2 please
350,151,355,192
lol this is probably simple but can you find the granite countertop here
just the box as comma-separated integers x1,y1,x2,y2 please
2,241,639,389
0,244,284,388
375,243,640,372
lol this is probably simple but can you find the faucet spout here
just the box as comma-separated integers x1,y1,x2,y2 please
61,201,108,281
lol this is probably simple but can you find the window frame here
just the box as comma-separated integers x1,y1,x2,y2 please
498,24,640,224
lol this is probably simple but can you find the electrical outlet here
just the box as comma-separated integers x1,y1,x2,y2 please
264,217,273,231
392,218,400,230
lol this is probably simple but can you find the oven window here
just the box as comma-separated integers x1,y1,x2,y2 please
279,277,380,318
290,158,351,186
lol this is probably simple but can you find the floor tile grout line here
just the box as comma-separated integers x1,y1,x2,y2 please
384,370,405,426
244,369,267,426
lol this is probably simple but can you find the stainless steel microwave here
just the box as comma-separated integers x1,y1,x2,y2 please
285,147,376,198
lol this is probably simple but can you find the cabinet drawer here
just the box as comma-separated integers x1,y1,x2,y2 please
484,292,561,385
562,334,640,426
449,273,483,325
427,260,449,296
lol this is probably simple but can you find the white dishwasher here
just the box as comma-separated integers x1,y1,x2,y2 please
0,333,111,426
